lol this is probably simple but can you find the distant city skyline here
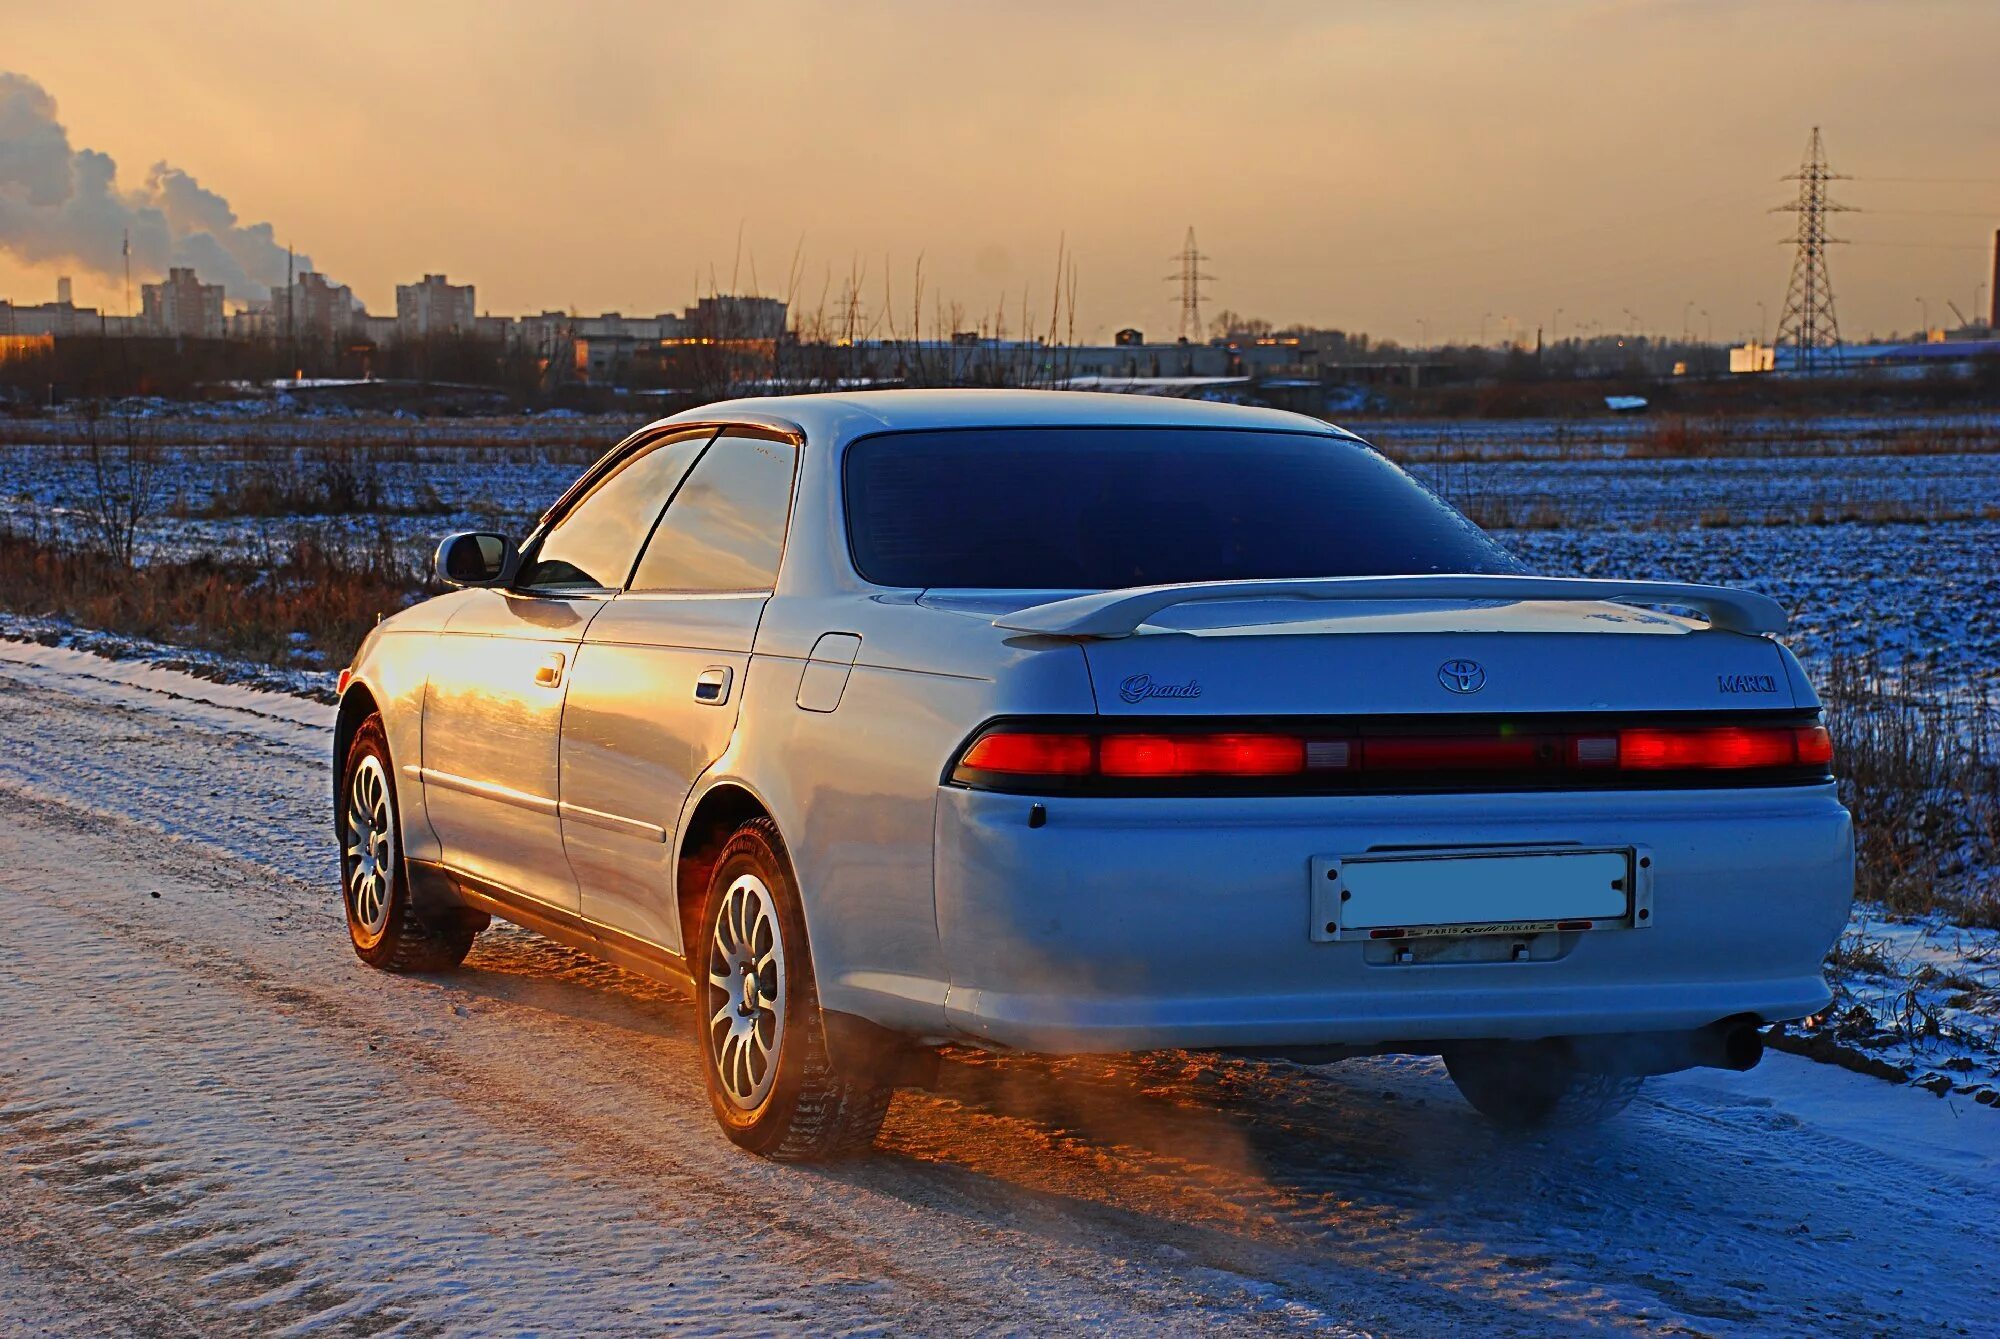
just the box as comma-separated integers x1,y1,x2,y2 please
3,1,1996,344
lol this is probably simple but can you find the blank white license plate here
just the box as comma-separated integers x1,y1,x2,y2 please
1309,847,1646,943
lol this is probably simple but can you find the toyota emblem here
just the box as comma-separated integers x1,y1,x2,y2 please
1438,658,1486,694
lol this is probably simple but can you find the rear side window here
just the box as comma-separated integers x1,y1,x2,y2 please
843,427,1520,589
519,430,712,591
629,435,798,592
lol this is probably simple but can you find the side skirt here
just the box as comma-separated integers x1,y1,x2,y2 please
406,858,696,990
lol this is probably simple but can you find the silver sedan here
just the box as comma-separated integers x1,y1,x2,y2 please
335,390,1853,1158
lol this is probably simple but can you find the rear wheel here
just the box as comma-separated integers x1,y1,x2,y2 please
698,817,890,1160
340,715,476,973
1445,1043,1645,1128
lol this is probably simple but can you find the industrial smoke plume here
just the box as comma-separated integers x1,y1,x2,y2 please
0,72,310,301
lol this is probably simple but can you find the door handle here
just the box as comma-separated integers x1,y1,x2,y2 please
534,652,566,688
693,665,733,705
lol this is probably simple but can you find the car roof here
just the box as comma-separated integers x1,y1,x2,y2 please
655,388,1358,444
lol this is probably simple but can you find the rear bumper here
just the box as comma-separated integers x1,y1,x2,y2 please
933,783,1853,1053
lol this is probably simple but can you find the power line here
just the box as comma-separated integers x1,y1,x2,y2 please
1851,176,1999,186
1859,207,1998,219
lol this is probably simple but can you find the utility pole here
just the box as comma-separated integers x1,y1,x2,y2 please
1163,227,1214,343
1771,126,1851,375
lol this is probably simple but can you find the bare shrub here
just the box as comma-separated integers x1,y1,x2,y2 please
185,442,444,518
1822,650,2000,926
77,404,169,566
0,522,424,669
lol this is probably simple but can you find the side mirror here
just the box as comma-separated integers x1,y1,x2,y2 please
435,532,516,588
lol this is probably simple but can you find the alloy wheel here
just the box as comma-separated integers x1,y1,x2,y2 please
343,754,394,937
705,873,787,1110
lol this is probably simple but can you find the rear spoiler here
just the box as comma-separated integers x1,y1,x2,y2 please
992,575,1789,640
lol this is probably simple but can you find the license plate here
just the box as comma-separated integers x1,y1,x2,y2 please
1309,846,1651,943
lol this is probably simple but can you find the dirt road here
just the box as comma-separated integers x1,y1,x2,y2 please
2,641,1994,1336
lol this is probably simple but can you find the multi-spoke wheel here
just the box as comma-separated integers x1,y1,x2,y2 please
339,714,477,973
704,873,788,1111
344,753,396,941
696,817,890,1159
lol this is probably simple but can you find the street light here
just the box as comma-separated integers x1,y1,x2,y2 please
1480,311,1493,345
1917,297,1929,337
1417,318,1430,349
1552,307,1564,343
1700,308,1712,345
1682,300,1694,342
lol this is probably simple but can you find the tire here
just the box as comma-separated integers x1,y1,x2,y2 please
1444,1043,1645,1129
697,817,890,1160
339,715,476,973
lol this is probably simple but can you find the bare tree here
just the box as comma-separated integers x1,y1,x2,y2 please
79,403,167,568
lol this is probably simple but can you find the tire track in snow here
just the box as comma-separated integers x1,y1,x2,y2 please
0,789,1360,1336
3,640,1997,1335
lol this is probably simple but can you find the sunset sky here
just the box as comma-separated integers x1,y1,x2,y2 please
4,0,1996,344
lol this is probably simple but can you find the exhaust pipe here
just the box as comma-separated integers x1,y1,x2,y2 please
1716,1019,1765,1072
1565,1016,1766,1078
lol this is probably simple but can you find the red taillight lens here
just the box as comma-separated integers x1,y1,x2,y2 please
1617,725,1829,771
953,720,1831,788
337,668,352,695
1099,733,1305,777
958,731,1094,775
1794,725,1834,767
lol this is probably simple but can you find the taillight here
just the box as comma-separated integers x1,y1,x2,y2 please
950,719,1833,790
337,668,353,696
1099,733,1304,777
1615,725,1832,771
958,731,1094,776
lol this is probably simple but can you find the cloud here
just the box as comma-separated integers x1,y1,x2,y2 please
0,71,311,300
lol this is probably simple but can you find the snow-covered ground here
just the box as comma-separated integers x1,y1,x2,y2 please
3,638,1999,1335
6,411,1994,688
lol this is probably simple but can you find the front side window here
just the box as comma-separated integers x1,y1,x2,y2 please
629,435,797,592
843,427,1521,589
518,431,713,591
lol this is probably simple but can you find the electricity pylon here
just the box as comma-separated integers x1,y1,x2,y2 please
1164,228,1214,343
1771,126,1851,375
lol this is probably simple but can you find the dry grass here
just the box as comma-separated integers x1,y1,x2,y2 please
1455,495,1570,530
1695,498,2000,528
174,445,447,519
1,415,630,460
1822,650,2000,927
0,524,424,670
1449,490,1995,533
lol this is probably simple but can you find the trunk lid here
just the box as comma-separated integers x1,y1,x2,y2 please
920,592,1801,716
1080,599,1796,715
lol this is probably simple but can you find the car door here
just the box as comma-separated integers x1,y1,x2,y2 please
420,427,716,909
558,430,799,952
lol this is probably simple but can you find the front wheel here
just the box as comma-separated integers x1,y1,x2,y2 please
1445,1043,1645,1128
340,715,476,973
698,817,890,1160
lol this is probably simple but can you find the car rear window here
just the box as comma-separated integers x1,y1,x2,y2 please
842,427,1521,589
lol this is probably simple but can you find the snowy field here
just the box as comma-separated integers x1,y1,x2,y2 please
1,407,1997,1330
2,638,1997,1336
4,408,1996,688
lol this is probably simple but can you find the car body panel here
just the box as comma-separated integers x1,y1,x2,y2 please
421,588,603,910
559,592,766,949
934,782,1852,1052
